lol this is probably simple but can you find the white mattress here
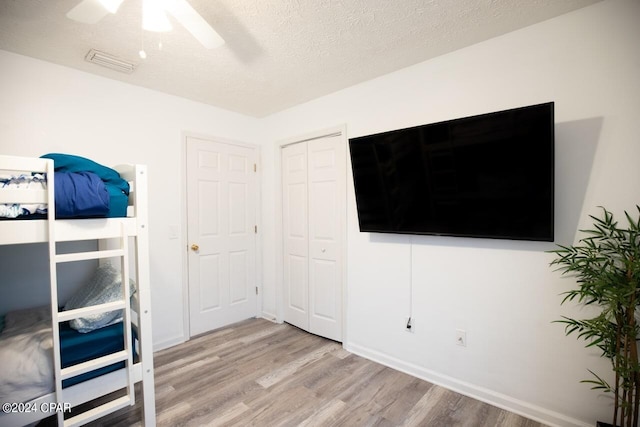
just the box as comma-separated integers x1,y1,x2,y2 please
0,306,54,404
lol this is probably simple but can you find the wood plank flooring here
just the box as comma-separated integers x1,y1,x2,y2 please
83,318,546,426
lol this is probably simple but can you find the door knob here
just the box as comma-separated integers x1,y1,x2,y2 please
191,244,200,251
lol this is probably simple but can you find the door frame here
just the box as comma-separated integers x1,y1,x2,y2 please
181,132,262,340
275,124,348,343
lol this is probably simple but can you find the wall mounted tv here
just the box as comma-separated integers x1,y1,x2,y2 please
349,102,554,241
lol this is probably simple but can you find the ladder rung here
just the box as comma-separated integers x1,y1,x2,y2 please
57,300,126,322
61,350,129,381
55,249,125,263
63,395,132,427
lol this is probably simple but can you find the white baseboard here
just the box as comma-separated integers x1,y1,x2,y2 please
260,311,278,322
153,334,185,352
260,316,279,324
344,341,590,427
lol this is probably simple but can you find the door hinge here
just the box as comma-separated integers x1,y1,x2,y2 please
253,163,257,172
255,286,259,295
254,225,257,234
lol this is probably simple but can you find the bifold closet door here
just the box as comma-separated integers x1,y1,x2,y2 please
282,134,344,342
282,142,310,331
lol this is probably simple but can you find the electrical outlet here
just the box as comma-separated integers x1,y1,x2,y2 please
456,329,466,347
405,317,414,333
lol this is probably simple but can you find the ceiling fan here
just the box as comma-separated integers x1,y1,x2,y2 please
66,0,224,49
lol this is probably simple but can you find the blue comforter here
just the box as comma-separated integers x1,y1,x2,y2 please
54,171,109,218
41,153,130,218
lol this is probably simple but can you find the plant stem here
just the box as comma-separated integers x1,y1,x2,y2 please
615,316,622,427
627,261,639,427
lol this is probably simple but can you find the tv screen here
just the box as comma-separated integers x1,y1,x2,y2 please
349,102,554,241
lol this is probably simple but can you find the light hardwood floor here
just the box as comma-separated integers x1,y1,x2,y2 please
80,318,546,426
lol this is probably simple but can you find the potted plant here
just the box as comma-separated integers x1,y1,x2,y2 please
550,206,640,427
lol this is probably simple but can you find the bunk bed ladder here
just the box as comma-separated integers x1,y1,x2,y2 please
48,215,136,426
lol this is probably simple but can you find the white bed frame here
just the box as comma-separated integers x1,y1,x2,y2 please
0,155,156,427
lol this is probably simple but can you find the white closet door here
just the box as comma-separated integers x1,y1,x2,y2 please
187,136,257,337
282,133,344,342
282,142,310,331
308,135,344,341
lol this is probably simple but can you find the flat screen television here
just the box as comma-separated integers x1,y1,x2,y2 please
349,102,554,241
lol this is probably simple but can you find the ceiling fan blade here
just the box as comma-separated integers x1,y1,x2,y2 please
66,0,111,24
164,0,225,49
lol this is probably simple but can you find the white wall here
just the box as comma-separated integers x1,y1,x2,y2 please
259,1,640,426
0,50,261,350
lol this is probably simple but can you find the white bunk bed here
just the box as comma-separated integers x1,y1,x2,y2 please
0,155,156,426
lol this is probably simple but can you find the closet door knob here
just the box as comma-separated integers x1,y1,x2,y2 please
191,244,200,251
321,248,326,253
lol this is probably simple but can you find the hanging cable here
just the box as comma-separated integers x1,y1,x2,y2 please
139,11,147,59
406,235,413,330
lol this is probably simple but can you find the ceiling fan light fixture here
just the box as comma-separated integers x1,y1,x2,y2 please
67,0,224,49
143,0,172,32
97,0,124,14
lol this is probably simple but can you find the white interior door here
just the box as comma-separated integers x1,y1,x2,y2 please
187,136,257,337
282,132,345,342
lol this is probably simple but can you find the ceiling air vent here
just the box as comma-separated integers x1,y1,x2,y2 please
84,49,136,74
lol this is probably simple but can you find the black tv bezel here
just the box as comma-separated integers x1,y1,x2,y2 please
348,102,555,242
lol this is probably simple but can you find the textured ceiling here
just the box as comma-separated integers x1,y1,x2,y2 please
0,0,600,117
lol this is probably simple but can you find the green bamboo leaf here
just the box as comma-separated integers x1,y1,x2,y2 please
584,369,612,391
